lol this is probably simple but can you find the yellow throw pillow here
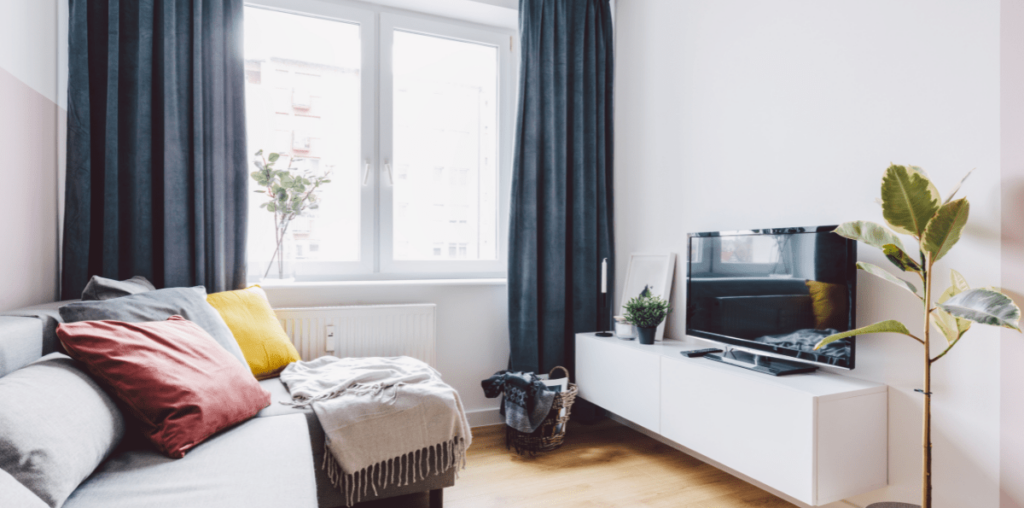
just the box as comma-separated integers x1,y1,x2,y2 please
805,280,849,331
206,286,301,379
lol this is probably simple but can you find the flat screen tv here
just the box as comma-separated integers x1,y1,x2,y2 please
685,226,857,372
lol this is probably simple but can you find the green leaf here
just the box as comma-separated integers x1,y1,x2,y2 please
268,153,280,163
255,149,263,156
940,288,1022,331
882,243,922,272
857,261,918,296
880,164,941,238
833,221,907,252
950,268,970,293
255,161,265,170
944,168,974,204
938,271,971,338
921,198,969,263
932,307,960,345
814,320,913,350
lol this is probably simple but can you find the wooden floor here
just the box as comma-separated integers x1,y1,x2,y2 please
363,419,796,508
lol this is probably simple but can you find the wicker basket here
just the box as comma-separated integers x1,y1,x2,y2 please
506,366,578,456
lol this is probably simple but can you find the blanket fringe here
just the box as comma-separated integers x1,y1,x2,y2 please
324,436,468,507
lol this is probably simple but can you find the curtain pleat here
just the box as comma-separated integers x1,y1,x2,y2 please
62,0,248,299
508,0,615,375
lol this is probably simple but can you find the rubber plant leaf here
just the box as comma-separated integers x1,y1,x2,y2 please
882,243,922,273
931,307,960,346
939,288,1022,331
857,261,919,296
932,283,963,345
814,320,913,350
921,198,970,263
944,168,974,204
834,221,907,252
880,164,941,238
950,268,970,293
942,270,972,337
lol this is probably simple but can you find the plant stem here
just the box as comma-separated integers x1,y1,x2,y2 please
931,338,959,363
922,257,933,508
262,212,292,279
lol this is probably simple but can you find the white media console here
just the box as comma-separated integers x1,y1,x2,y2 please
576,332,888,506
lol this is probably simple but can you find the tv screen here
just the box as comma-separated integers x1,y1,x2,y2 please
685,226,857,369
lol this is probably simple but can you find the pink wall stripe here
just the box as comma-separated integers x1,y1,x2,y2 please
0,65,58,310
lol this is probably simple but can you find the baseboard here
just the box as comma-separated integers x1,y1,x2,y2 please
465,407,503,428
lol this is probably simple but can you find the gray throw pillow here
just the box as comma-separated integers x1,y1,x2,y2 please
58,287,247,368
0,354,125,508
81,275,156,301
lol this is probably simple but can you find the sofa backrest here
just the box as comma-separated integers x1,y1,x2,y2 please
0,301,78,377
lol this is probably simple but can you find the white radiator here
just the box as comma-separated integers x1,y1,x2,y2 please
274,304,437,367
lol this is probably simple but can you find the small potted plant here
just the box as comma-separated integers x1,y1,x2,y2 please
622,289,671,345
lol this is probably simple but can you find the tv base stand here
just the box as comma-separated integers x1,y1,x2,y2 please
703,349,819,376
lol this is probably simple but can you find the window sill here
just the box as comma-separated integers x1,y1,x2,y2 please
256,278,508,289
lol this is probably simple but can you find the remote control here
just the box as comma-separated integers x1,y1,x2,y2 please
681,348,723,358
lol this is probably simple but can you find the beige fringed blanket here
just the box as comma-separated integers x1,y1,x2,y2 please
281,356,472,507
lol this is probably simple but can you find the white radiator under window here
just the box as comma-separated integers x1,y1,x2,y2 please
274,304,437,367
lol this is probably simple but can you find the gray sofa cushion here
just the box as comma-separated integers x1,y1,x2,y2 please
0,316,46,378
63,413,317,508
58,287,247,368
0,468,49,508
0,353,125,508
0,301,78,372
81,276,156,301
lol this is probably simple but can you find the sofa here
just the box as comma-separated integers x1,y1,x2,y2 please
0,301,454,508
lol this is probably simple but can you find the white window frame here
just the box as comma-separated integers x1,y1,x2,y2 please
379,13,511,277
245,0,514,281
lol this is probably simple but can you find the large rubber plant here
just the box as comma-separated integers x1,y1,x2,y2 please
814,164,1021,508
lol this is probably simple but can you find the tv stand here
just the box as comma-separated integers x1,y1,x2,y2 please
704,349,819,376
575,332,887,506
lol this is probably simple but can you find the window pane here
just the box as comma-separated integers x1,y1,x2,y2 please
244,7,362,274
392,31,498,261
720,236,781,264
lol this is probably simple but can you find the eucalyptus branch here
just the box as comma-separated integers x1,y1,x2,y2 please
251,150,333,279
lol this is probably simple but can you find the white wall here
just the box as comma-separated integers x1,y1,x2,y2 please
615,1,1002,507
262,281,508,424
1001,1,1024,506
0,0,63,311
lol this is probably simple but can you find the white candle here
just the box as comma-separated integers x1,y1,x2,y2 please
601,258,607,294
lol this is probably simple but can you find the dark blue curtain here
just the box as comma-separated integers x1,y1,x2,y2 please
508,0,615,375
62,0,248,299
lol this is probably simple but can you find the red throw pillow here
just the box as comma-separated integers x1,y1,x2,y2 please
57,316,271,458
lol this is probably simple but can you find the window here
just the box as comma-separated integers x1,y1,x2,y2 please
243,2,512,281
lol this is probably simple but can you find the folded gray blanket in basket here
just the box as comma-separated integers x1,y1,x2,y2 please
481,370,555,433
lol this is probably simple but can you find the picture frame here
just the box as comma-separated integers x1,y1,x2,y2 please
620,253,676,341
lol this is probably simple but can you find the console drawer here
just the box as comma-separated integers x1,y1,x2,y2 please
661,355,814,503
576,334,660,432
